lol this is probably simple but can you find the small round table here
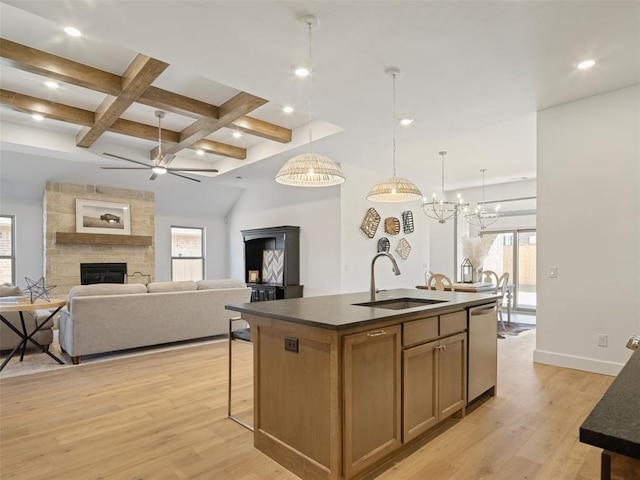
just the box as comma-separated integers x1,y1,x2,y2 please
0,297,66,371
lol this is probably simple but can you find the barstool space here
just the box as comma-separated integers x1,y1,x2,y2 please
228,316,253,431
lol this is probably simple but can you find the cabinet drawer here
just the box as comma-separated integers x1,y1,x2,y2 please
440,311,467,337
403,316,438,347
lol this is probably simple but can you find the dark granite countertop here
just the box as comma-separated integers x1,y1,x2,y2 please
580,348,640,459
226,288,499,330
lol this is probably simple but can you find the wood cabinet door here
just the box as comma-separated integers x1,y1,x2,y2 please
438,332,467,420
402,340,438,442
344,325,402,478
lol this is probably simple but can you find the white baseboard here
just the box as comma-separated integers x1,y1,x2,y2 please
533,349,623,376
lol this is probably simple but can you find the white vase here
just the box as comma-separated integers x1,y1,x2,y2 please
472,266,483,283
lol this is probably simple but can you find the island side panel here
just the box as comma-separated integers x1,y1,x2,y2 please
246,314,342,480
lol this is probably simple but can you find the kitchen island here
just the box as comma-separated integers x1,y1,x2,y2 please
226,288,499,480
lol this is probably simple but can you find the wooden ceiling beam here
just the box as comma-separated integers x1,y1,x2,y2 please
190,140,246,160
0,38,121,95
0,89,94,125
137,86,219,120
75,55,169,148
0,90,244,158
230,116,292,143
1,39,290,154
164,92,267,156
1,39,292,144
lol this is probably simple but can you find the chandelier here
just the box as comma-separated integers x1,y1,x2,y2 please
275,15,345,187
464,169,500,229
422,151,468,223
366,68,422,202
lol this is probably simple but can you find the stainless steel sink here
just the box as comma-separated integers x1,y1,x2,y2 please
353,297,447,310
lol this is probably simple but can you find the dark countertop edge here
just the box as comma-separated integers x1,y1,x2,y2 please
579,348,640,460
226,289,500,331
579,428,640,460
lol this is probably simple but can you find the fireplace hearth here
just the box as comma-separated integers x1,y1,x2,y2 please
80,263,127,285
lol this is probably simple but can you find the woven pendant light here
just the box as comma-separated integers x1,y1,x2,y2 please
275,15,345,187
367,68,422,202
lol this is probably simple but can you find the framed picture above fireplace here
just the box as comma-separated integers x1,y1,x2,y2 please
75,199,131,235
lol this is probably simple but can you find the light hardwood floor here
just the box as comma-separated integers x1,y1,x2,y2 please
0,330,612,479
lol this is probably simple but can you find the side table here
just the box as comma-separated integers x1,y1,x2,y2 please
0,297,66,371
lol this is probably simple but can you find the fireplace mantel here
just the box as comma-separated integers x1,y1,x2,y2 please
55,232,152,246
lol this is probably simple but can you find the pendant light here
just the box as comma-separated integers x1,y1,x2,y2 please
464,169,500,229
422,151,468,223
367,68,422,202
275,15,345,187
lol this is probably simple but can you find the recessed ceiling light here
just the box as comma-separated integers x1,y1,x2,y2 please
232,131,242,138
32,114,44,121
399,118,414,126
577,59,596,70
196,149,205,156
294,66,310,77
64,26,82,37
282,106,294,113
45,81,59,89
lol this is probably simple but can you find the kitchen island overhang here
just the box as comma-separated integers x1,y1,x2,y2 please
226,288,500,480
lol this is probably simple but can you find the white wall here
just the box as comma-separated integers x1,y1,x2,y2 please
340,164,430,294
535,85,640,375
227,178,342,297
154,213,229,282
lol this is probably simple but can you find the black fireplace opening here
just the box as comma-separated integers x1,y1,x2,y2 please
80,263,127,285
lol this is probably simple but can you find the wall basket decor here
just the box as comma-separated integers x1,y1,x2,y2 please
396,238,411,259
384,217,401,235
377,237,390,253
402,211,414,233
360,207,381,238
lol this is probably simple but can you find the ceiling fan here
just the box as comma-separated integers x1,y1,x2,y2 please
101,110,219,182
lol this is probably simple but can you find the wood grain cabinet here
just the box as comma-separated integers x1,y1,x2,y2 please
343,325,402,478
403,340,438,441
402,312,467,443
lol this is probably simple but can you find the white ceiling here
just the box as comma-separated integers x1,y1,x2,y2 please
1,1,639,205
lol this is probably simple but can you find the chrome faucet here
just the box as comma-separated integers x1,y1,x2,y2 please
370,252,401,301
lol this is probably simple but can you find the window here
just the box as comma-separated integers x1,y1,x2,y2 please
171,226,204,281
0,215,15,284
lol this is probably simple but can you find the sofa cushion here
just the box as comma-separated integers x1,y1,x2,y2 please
147,281,197,293
0,283,23,297
197,279,246,290
68,283,147,302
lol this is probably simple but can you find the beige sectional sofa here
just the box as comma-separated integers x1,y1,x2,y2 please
59,279,251,364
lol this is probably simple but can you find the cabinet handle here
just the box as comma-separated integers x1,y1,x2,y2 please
366,330,387,338
437,345,446,351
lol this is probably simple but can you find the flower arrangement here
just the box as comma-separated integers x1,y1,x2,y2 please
462,236,494,275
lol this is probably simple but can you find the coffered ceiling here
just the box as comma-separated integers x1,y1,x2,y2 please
1,1,639,196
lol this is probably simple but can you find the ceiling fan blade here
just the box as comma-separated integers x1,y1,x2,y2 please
168,171,201,182
103,152,154,168
166,168,219,173
101,167,150,170
149,172,158,181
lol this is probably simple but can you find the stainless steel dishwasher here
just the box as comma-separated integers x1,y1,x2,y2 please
467,303,498,403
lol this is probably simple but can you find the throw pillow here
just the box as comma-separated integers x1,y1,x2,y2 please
0,283,23,297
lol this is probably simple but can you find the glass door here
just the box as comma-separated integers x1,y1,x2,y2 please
478,229,536,313
516,230,537,310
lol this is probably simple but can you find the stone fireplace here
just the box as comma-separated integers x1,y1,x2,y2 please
44,182,155,295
